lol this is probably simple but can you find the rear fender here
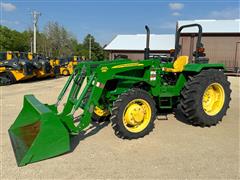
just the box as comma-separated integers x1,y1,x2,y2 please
183,63,225,72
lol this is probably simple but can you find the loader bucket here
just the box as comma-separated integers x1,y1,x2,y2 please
8,95,70,166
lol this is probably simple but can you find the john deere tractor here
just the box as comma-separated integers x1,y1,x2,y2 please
0,51,35,85
9,24,231,166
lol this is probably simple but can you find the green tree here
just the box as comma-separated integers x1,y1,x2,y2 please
0,24,108,60
0,26,30,51
43,21,77,57
81,34,108,61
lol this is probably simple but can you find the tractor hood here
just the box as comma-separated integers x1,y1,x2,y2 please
76,59,135,73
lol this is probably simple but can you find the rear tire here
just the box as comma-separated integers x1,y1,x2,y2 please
180,69,231,127
111,88,156,139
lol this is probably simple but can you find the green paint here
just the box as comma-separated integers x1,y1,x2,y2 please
9,57,225,166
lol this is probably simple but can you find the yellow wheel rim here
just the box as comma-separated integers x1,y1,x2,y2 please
202,83,225,116
123,99,151,133
63,70,69,76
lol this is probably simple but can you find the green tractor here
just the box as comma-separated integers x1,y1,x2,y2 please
9,24,231,166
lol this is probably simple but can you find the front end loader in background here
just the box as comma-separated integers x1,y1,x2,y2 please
9,24,231,166
31,54,56,78
0,51,35,85
58,56,81,76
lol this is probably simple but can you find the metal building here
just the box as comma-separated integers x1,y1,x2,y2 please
105,19,240,72
178,19,240,72
104,34,175,60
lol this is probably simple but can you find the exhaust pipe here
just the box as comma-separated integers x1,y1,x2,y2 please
144,25,150,60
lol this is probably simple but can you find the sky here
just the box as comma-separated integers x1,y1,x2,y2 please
0,0,239,45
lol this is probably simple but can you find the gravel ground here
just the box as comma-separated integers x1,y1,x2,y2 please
0,76,239,179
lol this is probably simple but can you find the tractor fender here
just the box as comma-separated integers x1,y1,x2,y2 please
183,63,225,72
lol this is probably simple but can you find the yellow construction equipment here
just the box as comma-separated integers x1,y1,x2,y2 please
58,56,81,76
0,51,35,85
31,54,57,78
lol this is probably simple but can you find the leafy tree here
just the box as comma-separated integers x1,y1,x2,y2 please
81,34,108,61
0,26,30,51
0,23,109,60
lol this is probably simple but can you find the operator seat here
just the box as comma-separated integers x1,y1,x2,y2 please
163,56,189,72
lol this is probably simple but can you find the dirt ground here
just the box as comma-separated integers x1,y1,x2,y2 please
0,76,239,179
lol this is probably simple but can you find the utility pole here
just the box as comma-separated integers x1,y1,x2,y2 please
32,10,41,53
30,37,33,53
89,36,92,60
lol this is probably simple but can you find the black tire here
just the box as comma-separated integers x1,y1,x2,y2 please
92,112,109,122
0,71,16,85
8,71,17,84
111,88,156,139
180,69,231,127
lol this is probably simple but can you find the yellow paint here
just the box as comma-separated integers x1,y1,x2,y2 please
60,61,77,76
35,69,53,78
11,70,34,81
27,53,33,60
101,66,108,72
50,59,60,67
55,59,60,65
112,63,144,69
123,99,151,133
163,56,189,72
0,67,6,73
94,106,110,117
73,56,78,61
6,51,12,60
202,83,225,116
62,68,69,76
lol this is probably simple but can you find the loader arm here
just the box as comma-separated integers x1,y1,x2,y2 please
53,65,108,134
54,60,158,134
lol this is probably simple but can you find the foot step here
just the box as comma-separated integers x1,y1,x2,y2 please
157,114,168,120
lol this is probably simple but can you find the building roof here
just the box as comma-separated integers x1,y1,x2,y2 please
105,19,239,51
178,19,240,33
104,34,175,51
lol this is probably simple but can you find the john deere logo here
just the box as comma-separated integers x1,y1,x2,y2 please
101,66,108,72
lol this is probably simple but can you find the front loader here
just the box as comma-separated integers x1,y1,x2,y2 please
0,51,35,85
57,56,81,76
9,24,231,166
31,54,56,78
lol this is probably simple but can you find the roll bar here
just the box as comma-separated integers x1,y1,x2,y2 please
174,23,203,60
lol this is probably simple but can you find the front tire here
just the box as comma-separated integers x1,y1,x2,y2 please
62,69,69,76
111,88,156,139
180,69,231,127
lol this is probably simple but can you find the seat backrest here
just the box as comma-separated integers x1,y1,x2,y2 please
173,56,189,72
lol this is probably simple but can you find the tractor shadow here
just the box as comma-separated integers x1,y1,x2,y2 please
156,109,172,121
70,120,110,152
172,104,192,125
20,76,63,84
69,105,192,153
156,105,192,125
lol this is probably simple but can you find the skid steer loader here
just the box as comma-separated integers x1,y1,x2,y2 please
0,51,35,85
58,56,81,76
31,54,56,78
9,24,231,166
